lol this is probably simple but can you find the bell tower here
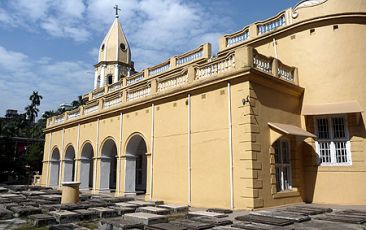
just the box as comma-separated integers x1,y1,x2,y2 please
94,5,134,89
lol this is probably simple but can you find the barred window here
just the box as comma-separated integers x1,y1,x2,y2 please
275,139,292,192
315,116,351,166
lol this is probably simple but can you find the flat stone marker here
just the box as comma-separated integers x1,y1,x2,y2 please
190,216,233,226
136,206,171,215
0,202,18,210
73,209,99,220
10,205,42,217
232,221,283,230
128,200,156,207
108,206,135,215
207,208,233,214
315,214,366,224
49,223,89,230
295,206,332,213
99,218,144,230
212,227,242,230
0,194,24,199
123,212,168,225
89,207,119,218
235,214,295,226
101,196,134,203
60,203,82,211
0,198,11,204
252,210,311,222
21,191,46,196
158,204,189,213
188,211,228,218
170,218,214,229
336,210,366,217
0,187,8,193
146,222,188,230
50,210,81,224
285,207,324,215
40,194,62,202
40,204,61,212
28,214,57,227
0,207,13,220
115,202,140,209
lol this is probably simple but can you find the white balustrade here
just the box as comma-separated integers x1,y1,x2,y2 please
55,116,64,124
258,15,286,35
227,30,249,47
278,64,294,82
196,54,235,80
84,105,98,115
177,51,203,66
127,73,144,86
127,86,151,101
158,75,188,92
149,64,170,76
67,110,80,120
108,82,121,92
104,97,122,109
253,54,272,73
92,91,104,99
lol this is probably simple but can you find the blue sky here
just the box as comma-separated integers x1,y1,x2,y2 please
0,0,299,117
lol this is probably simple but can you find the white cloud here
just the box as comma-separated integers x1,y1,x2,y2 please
0,46,91,116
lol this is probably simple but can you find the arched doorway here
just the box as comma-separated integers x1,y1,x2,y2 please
80,143,94,189
125,134,147,194
64,145,75,182
49,148,60,187
100,139,117,190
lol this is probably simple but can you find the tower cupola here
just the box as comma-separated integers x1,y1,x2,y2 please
93,5,133,89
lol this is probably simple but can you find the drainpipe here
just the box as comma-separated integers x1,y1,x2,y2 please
188,94,192,205
150,104,155,200
227,82,234,209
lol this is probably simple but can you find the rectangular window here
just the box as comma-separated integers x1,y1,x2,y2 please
315,116,351,166
275,139,292,192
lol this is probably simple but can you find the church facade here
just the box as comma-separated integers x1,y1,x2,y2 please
41,0,366,210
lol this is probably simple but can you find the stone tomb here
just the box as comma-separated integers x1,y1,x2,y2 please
28,214,57,227
136,206,171,215
88,207,119,218
49,210,81,224
158,204,189,214
9,205,42,217
99,218,144,230
188,211,228,218
123,212,168,225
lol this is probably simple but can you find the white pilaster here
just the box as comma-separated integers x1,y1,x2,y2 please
94,69,99,89
100,65,106,86
114,64,119,83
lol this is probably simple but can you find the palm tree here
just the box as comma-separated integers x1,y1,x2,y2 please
25,105,39,123
30,91,43,107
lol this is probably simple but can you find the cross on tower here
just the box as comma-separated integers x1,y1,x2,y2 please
114,5,121,18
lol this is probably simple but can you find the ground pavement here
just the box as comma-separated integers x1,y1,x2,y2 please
0,185,365,229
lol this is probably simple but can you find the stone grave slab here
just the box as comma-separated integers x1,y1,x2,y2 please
158,204,189,213
0,193,23,199
336,210,366,217
252,210,311,222
28,213,57,227
20,201,38,207
60,203,82,211
30,198,54,205
108,206,135,215
0,202,18,210
146,222,188,230
21,191,46,197
79,194,92,201
292,219,365,230
88,207,119,218
100,196,134,204
123,212,168,225
170,218,214,229
127,200,156,207
0,187,8,193
50,210,81,224
73,209,99,220
232,221,284,230
212,227,242,230
285,207,325,215
188,211,228,218
0,198,11,204
10,205,42,217
49,223,89,230
315,214,366,224
40,194,62,202
190,216,233,226
40,204,61,212
0,207,13,220
99,218,144,230
136,206,171,215
295,205,333,213
115,202,140,209
235,214,295,226
207,208,233,214
86,199,109,208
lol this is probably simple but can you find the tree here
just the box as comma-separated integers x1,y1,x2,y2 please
25,91,42,123
30,91,43,107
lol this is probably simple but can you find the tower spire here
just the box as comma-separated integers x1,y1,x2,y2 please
114,5,121,18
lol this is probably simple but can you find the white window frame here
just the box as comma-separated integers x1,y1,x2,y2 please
275,138,292,192
314,115,352,166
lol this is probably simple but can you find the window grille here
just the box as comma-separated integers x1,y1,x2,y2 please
275,139,292,192
315,116,351,166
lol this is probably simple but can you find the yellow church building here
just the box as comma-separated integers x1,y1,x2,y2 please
41,0,366,210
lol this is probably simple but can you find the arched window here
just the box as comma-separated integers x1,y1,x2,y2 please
107,75,113,85
274,138,292,192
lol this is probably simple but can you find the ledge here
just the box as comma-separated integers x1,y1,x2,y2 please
273,189,300,199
